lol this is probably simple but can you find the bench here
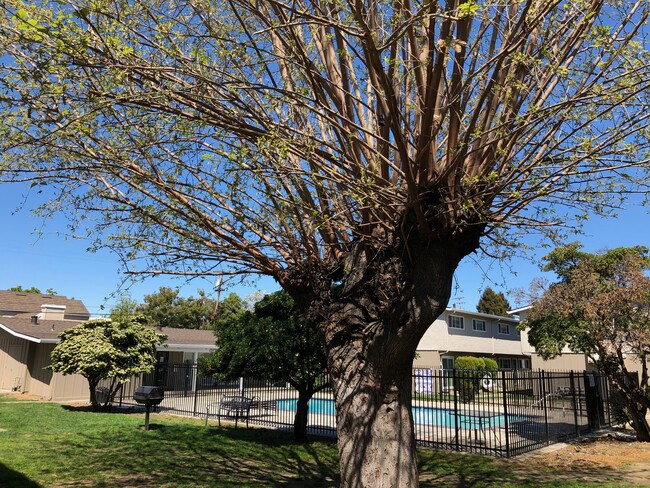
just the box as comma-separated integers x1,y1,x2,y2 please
205,395,255,428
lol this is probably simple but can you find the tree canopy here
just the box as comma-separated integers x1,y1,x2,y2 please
2,1,650,485
136,287,215,329
525,244,650,441
476,287,511,316
200,290,328,440
49,318,166,410
9,285,57,295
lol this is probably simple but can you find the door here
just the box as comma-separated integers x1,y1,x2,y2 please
154,351,169,387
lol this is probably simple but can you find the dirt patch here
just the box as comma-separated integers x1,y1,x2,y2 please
0,392,47,402
502,435,650,486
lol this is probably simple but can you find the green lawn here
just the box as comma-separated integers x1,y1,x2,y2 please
0,395,636,487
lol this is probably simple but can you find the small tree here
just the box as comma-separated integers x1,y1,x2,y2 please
454,356,499,403
200,291,328,441
49,318,166,410
476,288,511,317
525,244,650,441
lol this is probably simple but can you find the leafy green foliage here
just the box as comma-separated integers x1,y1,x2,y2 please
526,244,650,440
212,292,248,330
454,356,499,403
202,291,326,384
476,288,511,316
109,294,140,324
48,318,166,410
9,285,56,294
200,290,327,440
136,287,216,329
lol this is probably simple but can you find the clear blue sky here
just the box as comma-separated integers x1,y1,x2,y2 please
1,181,648,316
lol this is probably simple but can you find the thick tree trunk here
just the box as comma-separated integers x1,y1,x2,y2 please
332,358,418,487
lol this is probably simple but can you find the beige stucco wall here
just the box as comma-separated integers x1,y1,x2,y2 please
530,353,591,371
413,351,441,370
623,355,649,378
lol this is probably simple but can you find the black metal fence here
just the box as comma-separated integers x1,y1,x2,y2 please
108,364,613,458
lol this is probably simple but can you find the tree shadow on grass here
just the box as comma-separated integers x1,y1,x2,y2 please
62,420,340,487
0,462,41,488
61,404,145,415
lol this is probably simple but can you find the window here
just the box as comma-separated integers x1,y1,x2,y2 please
498,322,510,335
448,315,464,329
498,358,512,370
472,319,486,332
441,357,455,390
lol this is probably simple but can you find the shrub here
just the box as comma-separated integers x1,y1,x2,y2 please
454,356,498,403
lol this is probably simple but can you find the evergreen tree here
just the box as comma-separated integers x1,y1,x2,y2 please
476,288,511,316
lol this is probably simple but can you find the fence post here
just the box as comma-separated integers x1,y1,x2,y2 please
501,370,511,457
540,370,550,445
239,377,244,396
193,365,200,417
453,368,460,452
570,370,580,436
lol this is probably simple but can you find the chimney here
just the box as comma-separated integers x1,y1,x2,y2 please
41,304,66,321
31,315,39,325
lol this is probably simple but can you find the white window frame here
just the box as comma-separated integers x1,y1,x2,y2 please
472,319,486,332
448,315,464,329
497,322,510,335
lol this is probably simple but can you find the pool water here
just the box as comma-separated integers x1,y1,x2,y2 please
277,398,336,416
276,398,513,427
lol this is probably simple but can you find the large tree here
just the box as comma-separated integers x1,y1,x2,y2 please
525,244,650,441
1,1,650,485
200,290,329,441
49,318,166,410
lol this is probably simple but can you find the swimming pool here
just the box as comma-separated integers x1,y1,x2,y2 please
276,398,513,428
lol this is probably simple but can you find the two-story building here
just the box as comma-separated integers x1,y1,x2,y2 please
414,307,529,372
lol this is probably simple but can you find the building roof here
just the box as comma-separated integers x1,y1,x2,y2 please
0,290,90,318
153,326,216,347
0,316,216,349
444,307,519,323
0,316,72,343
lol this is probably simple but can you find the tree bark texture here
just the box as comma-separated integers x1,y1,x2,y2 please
332,355,419,487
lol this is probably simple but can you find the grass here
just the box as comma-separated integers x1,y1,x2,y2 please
0,394,638,487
